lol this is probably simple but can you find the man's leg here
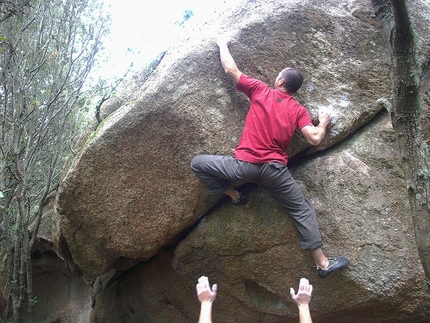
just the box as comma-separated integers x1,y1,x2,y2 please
258,163,348,277
223,187,241,202
258,163,323,250
191,155,232,195
310,248,329,269
190,155,259,201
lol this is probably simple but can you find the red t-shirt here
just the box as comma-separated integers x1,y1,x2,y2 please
234,74,313,165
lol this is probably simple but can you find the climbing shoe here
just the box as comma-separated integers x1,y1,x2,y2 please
317,256,349,278
232,193,249,206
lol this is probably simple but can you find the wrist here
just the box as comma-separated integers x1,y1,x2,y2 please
200,301,213,308
298,304,310,311
317,121,328,129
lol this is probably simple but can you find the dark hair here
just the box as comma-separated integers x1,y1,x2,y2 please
281,68,303,94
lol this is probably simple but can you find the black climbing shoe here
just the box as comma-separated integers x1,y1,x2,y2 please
317,256,349,278
232,193,249,206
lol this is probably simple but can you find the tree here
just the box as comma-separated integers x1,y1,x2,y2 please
388,0,430,286
0,0,109,321
0,0,31,25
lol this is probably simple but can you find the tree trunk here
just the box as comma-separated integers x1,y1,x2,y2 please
389,0,430,286
0,0,109,320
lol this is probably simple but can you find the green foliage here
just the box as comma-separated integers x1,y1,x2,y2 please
0,0,111,321
425,90,430,106
418,168,430,181
0,0,31,25
176,9,194,26
183,9,194,22
0,35,7,53
84,114,110,147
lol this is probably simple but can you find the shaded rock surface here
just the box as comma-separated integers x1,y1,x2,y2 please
89,112,430,323
4,192,92,322
171,112,429,323
28,247,92,323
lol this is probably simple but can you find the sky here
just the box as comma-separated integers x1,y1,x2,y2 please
98,0,224,81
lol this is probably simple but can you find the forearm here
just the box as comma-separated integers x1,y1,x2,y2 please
218,42,241,83
219,43,236,72
301,124,326,146
198,302,213,323
301,116,330,146
298,305,313,323
310,124,327,145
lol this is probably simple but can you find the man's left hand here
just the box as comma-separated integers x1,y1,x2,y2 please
196,276,218,304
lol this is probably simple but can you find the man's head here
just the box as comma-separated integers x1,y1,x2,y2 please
275,68,304,94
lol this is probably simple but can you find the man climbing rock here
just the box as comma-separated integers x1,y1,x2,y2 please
191,35,349,278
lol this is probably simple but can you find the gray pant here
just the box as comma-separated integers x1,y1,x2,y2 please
190,155,323,250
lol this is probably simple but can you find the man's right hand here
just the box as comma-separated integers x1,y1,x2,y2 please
318,110,331,127
217,34,242,84
216,34,230,47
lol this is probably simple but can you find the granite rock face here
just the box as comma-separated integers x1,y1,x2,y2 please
56,0,394,280
171,113,429,323
90,113,430,323
32,0,430,322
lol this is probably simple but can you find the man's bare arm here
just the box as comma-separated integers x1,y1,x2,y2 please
290,278,313,323
196,276,218,323
217,35,242,84
300,111,331,146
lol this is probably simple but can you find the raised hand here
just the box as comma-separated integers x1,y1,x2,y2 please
196,276,218,304
290,278,313,306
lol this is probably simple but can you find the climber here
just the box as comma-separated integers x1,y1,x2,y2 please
190,34,349,278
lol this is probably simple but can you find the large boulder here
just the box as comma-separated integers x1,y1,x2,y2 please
89,112,430,323
171,113,430,323
57,0,395,280
31,0,430,322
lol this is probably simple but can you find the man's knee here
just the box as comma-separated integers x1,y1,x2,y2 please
191,155,203,172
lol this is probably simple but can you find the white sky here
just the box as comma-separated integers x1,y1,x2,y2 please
97,0,223,81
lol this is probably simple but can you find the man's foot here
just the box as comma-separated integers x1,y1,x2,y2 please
232,193,249,206
317,256,349,278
